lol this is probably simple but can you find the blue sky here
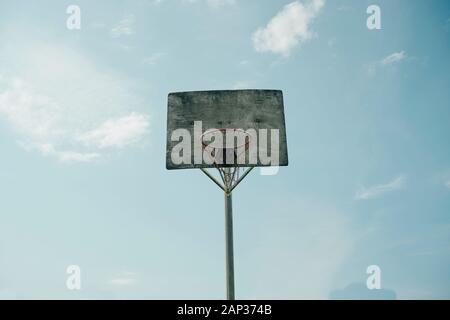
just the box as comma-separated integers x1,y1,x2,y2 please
0,0,449,299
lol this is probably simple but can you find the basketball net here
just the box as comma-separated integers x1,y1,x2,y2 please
201,128,253,193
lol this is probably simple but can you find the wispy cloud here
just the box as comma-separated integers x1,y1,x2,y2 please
355,176,405,200
0,78,62,141
445,179,450,189
381,51,407,66
76,113,149,149
367,51,407,75
252,0,325,56
110,14,135,38
0,44,149,163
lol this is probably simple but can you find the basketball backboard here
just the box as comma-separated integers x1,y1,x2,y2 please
166,90,288,170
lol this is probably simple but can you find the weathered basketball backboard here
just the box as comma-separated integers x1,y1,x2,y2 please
166,90,288,170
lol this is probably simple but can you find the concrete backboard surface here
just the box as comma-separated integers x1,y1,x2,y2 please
166,90,288,170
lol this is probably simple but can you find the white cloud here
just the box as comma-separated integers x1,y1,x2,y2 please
0,44,149,163
77,113,149,149
252,0,325,56
366,51,407,76
355,176,405,200
381,51,407,66
0,79,62,140
110,14,135,38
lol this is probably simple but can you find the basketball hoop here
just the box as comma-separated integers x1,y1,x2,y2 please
201,128,253,192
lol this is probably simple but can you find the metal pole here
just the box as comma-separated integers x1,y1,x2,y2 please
200,168,226,192
224,191,235,300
